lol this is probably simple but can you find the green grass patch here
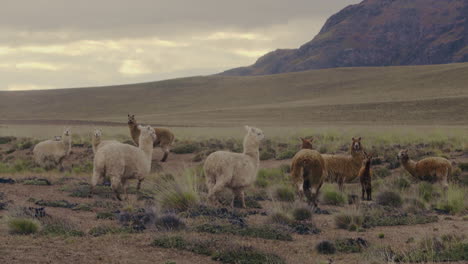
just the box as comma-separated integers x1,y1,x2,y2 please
255,168,285,188
8,218,40,235
321,189,347,206
435,185,466,215
334,212,364,231
40,217,84,237
274,186,295,202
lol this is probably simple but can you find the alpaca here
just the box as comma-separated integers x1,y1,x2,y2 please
92,125,157,200
322,137,365,191
291,138,325,206
397,149,452,193
358,152,373,201
204,126,264,208
91,128,118,154
128,114,175,162
33,128,72,170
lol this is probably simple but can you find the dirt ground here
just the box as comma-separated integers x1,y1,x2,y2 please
0,140,467,264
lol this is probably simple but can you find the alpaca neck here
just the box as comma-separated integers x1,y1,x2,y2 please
62,137,71,154
129,123,140,143
139,137,154,161
92,137,101,152
243,137,260,166
401,159,417,177
351,149,364,163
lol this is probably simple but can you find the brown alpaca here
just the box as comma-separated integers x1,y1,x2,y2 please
397,149,452,193
322,137,365,191
358,152,373,201
128,114,175,162
291,138,325,206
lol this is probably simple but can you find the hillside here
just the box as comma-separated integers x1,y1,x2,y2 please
0,63,468,126
221,0,468,76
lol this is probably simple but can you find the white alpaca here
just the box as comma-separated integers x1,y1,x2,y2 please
91,125,156,200
204,126,264,208
33,128,72,170
91,128,118,154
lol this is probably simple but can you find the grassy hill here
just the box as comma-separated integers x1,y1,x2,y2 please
1,63,467,126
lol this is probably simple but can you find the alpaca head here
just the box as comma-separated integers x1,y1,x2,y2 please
63,128,71,137
397,149,409,162
138,125,157,143
351,137,362,152
244,125,264,143
300,137,313,150
128,114,136,125
362,151,373,166
93,129,102,138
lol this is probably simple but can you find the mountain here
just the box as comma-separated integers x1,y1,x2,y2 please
1,63,468,126
221,0,468,76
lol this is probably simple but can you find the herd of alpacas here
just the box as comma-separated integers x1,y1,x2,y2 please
32,114,453,206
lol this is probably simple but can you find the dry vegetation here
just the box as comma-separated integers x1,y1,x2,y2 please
0,126,467,264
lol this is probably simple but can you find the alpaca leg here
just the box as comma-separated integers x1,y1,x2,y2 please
161,146,170,162
296,179,305,202
110,176,122,201
314,182,324,207
207,175,229,206
361,186,365,200
367,187,372,201
239,189,246,209
137,179,143,191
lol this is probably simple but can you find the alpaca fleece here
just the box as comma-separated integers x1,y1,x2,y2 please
33,128,72,170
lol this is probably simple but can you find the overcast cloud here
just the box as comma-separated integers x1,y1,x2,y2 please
0,0,360,90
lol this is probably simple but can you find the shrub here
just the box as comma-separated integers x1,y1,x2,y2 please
376,191,402,207
316,241,336,255
155,214,186,231
378,233,385,239
275,149,296,160
260,149,276,160
458,162,468,172
335,238,368,253
96,212,116,220
292,207,312,221
256,168,285,188
171,142,200,154
435,185,466,215
8,218,40,235
270,212,293,225
334,212,363,230
374,167,391,178
274,187,295,202
321,190,347,206
418,182,435,202
40,217,84,237
0,136,15,144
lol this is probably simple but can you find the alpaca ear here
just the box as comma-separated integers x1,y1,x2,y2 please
358,137,362,141
244,125,251,132
309,138,314,143
299,137,305,142
352,137,355,141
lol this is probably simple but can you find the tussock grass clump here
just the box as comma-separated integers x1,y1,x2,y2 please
195,223,292,241
334,212,364,231
8,217,40,235
255,168,285,188
316,241,336,255
376,191,402,207
321,189,347,206
274,186,295,202
435,185,466,215
292,207,312,221
418,182,435,202
155,170,202,212
393,177,411,190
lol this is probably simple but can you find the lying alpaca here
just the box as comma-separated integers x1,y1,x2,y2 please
128,114,175,162
204,126,264,208
358,152,373,201
397,149,452,193
33,128,72,170
290,138,325,206
322,137,365,191
92,125,156,200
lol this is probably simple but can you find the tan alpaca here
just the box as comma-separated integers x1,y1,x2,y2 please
128,114,175,162
92,125,156,200
358,152,373,201
322,137,365,191
33,128,72,170
290,138,325,206
91,129,118,154
397,149,452,192
204,126,264,208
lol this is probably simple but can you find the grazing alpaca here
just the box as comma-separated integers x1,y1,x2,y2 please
92,125,157,200
33,128,72,170
291,138,325,206
322,137,365,191
204,126,264,208
397,149,452,193
127,114,175,162
358,152,373,201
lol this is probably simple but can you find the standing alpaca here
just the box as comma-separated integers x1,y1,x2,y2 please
92,125,157,200
127,114,175,162
322,137,365,191
33,128,72,170
290,138,325,206
358,152,373,201
397,149,452,193
204,126,264,208
91,128,118,154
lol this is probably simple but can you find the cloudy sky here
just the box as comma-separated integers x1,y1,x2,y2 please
0,0,359,91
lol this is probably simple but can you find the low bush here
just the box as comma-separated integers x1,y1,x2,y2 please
316,241,336,255
275,149,296,160
8,218,40,235
374,167,391,178
155,214,186,231
418,182,435,202
435,185,466,215
40,217,84,237
335,238,368,253
292,207,312,221
274,186,295,202
171,142,200,154
334,212,364,231
321,190,347,206
376,191,402,207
